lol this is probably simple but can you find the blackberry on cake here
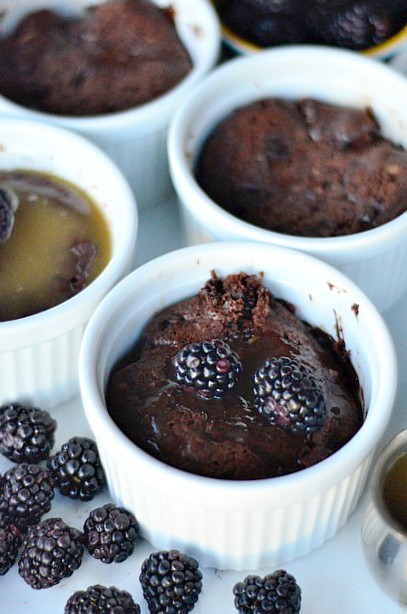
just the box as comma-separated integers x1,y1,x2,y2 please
253,356,327,434
215,0,407,50
173,339,242,399
0,402,57,463
307,1,396,50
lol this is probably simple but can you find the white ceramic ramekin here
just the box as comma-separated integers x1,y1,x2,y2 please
0,117,138,409
0,0,221,210
168,45,407,313
79,241,397,570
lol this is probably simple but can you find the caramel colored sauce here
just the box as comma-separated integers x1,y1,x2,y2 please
0,170,111,321
382,452,407,532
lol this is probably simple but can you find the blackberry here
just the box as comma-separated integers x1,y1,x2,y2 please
0,402,57,463
18,517,84,589
83,502,139,564
308,1,394,50
64,584,141,613
253,356,326,434
173,339,242,400
140,549,203,614
0,186,18,242
0,519,22,575
0,462,54,530
67,240,97,294
47,436,106,501
233,569,301,613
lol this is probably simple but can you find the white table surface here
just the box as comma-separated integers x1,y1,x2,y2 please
1,194,406,614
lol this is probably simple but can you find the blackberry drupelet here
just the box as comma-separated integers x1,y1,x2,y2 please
173,339,242,400
0,462,54,530
18,517,84,589
140,549,203,613
64,584,141,613
0,519,22,575
83,502,139,564
0,403,57,463
233,569,301,613
47,436,106,501
253,356,326,434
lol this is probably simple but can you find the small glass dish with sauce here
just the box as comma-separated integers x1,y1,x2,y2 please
362,428,407,608
0,116,138,409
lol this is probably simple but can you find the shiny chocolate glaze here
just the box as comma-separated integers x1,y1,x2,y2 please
106,273,363,480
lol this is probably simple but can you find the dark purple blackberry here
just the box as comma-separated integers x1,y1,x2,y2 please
173,339,242,400
140,549,203,614
253,356,326,434
83,502,139,564
18,517,84,589
66,240,97,294
0,186,18,242
308,1,396,50
233,569,301,613
0,403,57,463
0,519,22,575
47,436,106,501
64,584,141,613
0,462,54,530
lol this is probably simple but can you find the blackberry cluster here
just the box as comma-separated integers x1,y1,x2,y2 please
140,549,203,613
307,1,401,50
216,0,407,50
0,519,22,575
0,462,54,530
0,186,18,242
233,569,301,613
0,403,57,463
47,436,106,501
18,517,84,589
83,503,139,564
173,339,242,400
64,584,140,614
253,356,326,434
